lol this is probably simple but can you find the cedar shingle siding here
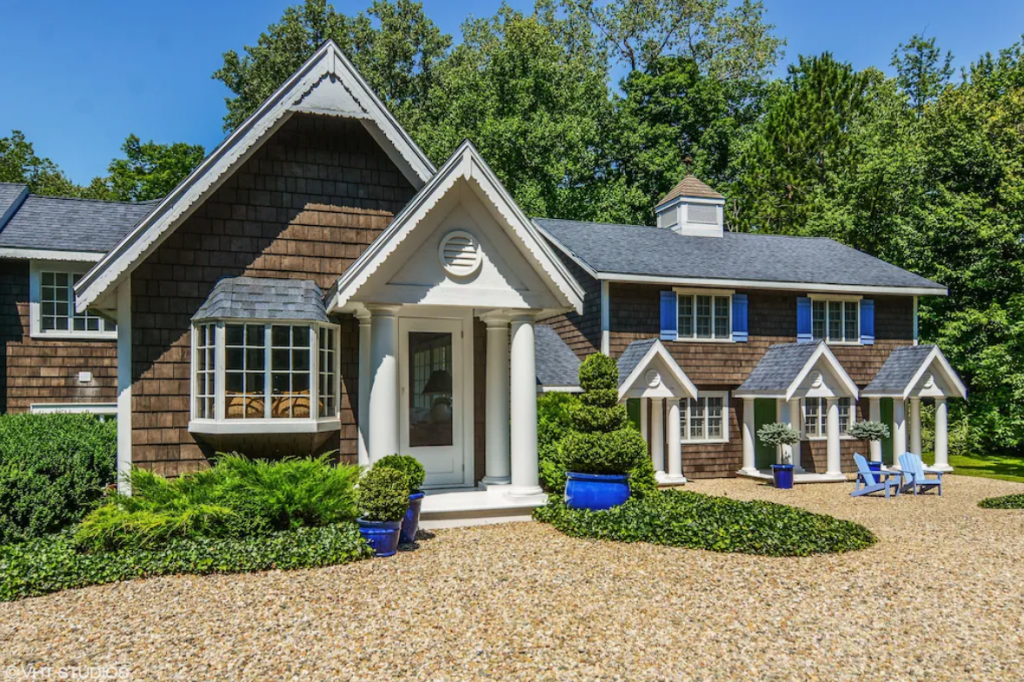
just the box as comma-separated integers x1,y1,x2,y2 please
0,260,118,413
129,115,415,476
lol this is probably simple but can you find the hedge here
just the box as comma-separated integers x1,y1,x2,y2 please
0,413,117,545
535,489,876,556
0,523,373,602
978,494,1024,509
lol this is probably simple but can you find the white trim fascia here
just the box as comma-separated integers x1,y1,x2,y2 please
188,418,342,436
30,402,117,415
902,346,968,400
0,248,102,262
329,140,583,314
673,286,736,296
659,195,725,210
75,40,436,314
537,386,584,393
786,342,860,401
617,340,699,402
808,292,863,302
593,272,947,297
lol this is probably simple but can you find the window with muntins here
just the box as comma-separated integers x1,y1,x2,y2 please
677,293,731,340
803,397,854,438
192,321,339,423
811,299,859,343
38,271,115,336
681,394,728,442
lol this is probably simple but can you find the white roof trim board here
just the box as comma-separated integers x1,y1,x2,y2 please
617,339,699,402
329,140,583,314
0,248,102,262
75,40,435,313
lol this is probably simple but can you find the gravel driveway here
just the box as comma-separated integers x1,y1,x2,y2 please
2,475,1023,681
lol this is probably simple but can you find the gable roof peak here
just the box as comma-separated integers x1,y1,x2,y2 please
657,174,724,206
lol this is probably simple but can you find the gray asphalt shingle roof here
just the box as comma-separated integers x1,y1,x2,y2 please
0,183,28,227
535,218,945,292
862,345,936,395
617,338,658,387
736,342,820,393
192,277,329,323
0,194,157,254
535,325,581,389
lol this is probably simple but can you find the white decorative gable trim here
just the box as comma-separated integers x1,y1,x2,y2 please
75,40,435,314
787,343,859,401
902,346,968,399
617,340,699,402
328,140,584,314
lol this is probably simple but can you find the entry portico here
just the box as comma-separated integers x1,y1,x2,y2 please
329,141,582,504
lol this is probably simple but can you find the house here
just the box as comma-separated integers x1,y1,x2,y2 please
1,42,965,523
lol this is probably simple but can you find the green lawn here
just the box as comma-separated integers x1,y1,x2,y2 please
923,452,1024,484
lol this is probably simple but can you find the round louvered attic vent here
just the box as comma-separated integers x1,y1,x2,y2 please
438,230,482,277
645,370,662,388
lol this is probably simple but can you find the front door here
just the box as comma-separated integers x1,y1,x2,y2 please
399,317,467,487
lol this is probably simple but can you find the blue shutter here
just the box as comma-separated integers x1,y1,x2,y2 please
660,291,678,340
796,297,813,343
732,294,748,342
860,299,875,345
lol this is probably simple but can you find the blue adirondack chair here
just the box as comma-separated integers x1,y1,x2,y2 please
851,453,901,499
898,453,944,496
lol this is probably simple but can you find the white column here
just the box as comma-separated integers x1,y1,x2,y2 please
356,310,371,467
665,399,685,483
868,398,882,462
909,397,922,455
650,398,665,477
893,398,907,462
116,280,132,495
740,397,757,474
483,315,511,486
368,305,400,463
509,315,542,497
788,398,803,471
933,398,952,472
826,398,842,476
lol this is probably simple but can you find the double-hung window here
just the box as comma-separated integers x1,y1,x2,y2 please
802,397,854,438
30,262,116,338
811,299,859,343
681,393,728,443
677,292,731,341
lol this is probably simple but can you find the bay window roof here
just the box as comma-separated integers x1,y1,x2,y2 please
193,277,328,323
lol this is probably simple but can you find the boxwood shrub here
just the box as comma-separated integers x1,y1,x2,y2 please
534,489,876,556
0,413,117,545
0,523,372,602
357,467,409,521
978,494,1024,509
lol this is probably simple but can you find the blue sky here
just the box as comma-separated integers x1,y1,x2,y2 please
2,0,1022,185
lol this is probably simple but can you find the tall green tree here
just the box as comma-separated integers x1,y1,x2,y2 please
87,135,205,202
213,0,451,132
891,34,954,116
0,130,80,197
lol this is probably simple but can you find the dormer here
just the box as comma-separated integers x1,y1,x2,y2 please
655,175,725,237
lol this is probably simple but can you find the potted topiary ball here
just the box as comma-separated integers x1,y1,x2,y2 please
376,454,427,544
561,353,648,510
757,422,801,489
848,421,891,474
356,466,410,557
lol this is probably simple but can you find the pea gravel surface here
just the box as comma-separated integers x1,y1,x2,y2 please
2,475,1023,682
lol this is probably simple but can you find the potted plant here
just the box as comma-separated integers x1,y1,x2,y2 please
562,354,648,510
757,423,801,489
376,454,426,544
848,421,891,474
356,466,409,557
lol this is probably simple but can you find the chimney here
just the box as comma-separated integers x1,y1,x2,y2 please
655,175,725,237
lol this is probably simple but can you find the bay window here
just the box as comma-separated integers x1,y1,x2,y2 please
677,292,731,341
681,393,728,443
190,321,340,429
811,299,859,343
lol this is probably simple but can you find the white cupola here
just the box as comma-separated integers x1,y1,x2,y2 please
654,175,725,237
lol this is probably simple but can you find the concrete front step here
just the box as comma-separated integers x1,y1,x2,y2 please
418,486,549,529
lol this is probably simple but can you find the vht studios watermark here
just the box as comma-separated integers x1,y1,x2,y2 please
4,664,131,680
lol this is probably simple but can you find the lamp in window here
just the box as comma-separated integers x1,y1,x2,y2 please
422,369,453,423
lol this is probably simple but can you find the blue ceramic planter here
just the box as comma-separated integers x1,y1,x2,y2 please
357,519,402,557
400,491,425,544
565,472,630,511
771,464,795,489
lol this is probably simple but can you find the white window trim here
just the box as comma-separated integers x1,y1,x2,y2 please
188,320,342,434
801,397,856,440
810,297,861,345
674,289,734,342
30,402,117,416
29,260,117,339
681,392,730,444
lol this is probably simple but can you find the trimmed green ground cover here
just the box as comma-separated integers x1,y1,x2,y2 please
535,489,876,556
978,494,1024,509
924,452,1024,484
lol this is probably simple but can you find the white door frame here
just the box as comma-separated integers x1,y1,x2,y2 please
398,310,475,488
